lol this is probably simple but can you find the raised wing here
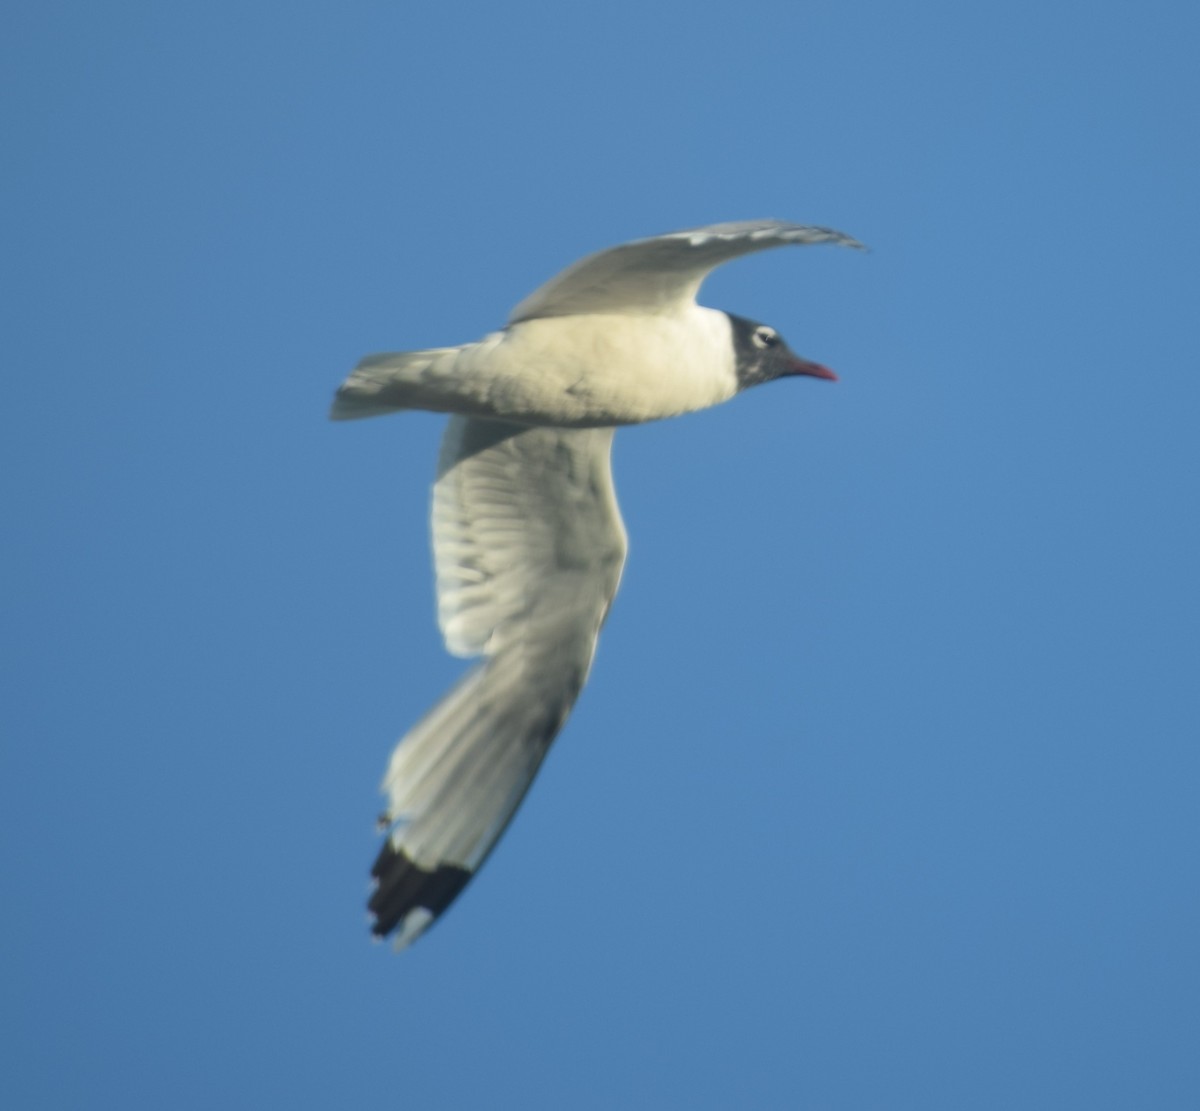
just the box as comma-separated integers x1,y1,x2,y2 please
508,220,865,323
369,417,627,948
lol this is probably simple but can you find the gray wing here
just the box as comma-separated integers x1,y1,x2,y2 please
369,417,627,949
508,219,865,323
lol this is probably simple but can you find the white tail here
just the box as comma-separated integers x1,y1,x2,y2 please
329,348,464,420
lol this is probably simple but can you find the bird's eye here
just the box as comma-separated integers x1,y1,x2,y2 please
752,326,779,349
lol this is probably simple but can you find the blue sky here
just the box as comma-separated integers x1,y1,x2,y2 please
4,2,1198,1108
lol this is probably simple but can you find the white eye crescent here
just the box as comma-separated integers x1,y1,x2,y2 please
752,326,779,350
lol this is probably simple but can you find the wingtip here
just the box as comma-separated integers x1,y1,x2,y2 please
818,227,868,252
368,839,474,952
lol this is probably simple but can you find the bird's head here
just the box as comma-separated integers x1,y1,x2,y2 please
727,312,837,390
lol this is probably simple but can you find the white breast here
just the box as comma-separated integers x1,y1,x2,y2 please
455,305,739,427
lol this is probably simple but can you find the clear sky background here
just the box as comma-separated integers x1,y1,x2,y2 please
4,3,1198,1109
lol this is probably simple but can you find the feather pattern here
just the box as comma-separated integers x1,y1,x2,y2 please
370,417,626,948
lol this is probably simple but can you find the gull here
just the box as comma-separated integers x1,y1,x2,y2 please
332,220,864,949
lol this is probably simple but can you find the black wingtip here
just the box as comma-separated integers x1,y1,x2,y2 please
368,840,473,942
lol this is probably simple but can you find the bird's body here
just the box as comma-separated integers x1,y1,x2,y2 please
335,305,741,427
333,220,863,949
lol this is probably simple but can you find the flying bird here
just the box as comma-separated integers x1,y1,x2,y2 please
332,220,864,949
